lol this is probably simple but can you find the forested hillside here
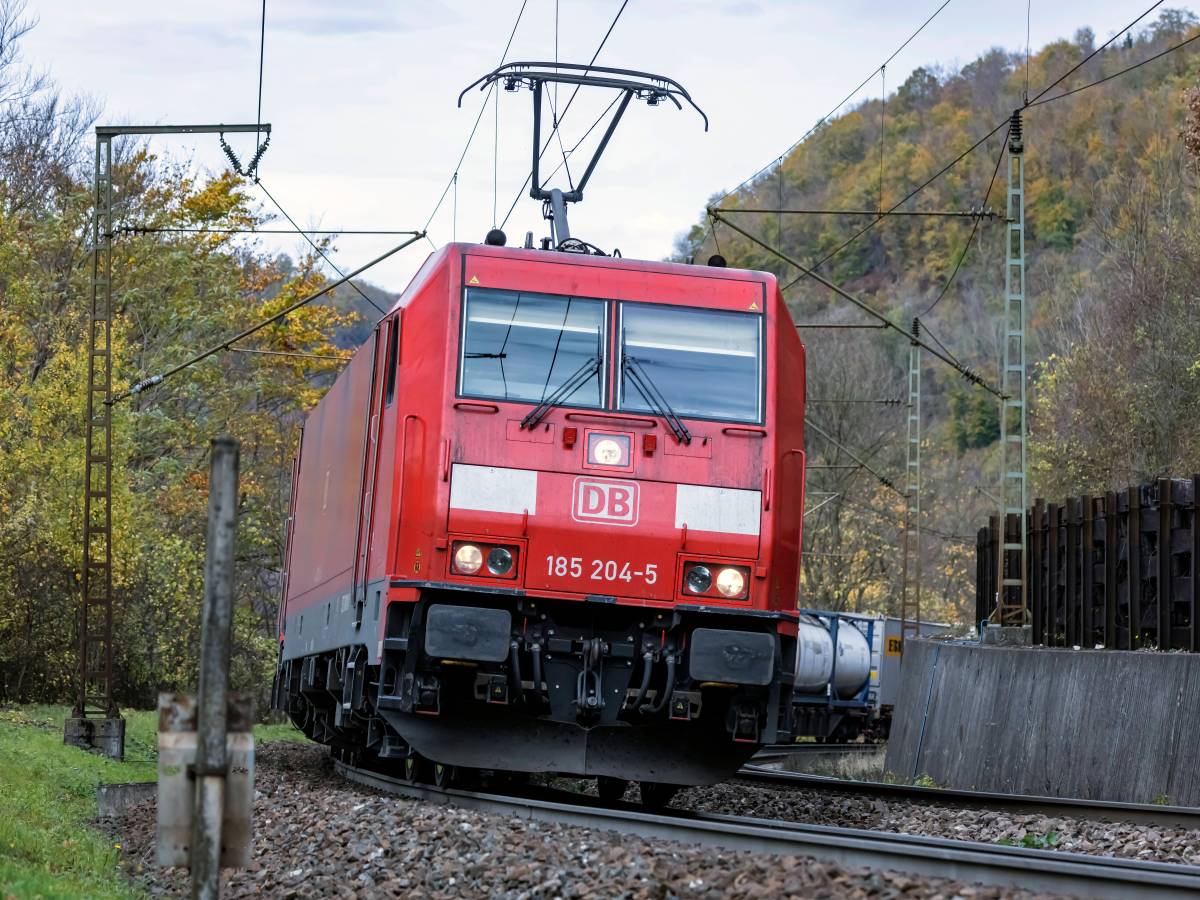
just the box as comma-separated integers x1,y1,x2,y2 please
0,4,382,705
675,10,1200,623
2,5,1198,706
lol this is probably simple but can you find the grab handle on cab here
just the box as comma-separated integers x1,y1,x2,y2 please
564,411,656,429
454,401,500,413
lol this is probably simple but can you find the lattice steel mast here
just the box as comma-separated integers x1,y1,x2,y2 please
996,111,1028,627
75,133,116,729
66,123,269,760
900,318,922,639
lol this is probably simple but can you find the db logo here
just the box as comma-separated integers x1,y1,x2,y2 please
572,477,639,526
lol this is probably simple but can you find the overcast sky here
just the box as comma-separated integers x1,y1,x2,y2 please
24,0,1173,294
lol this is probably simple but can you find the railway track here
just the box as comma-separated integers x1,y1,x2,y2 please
751,742,883,765
335,759,1200,898
736,765,1200,830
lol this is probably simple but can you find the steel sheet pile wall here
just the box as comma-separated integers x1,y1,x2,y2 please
976,477,1200,650
886,639,1200,803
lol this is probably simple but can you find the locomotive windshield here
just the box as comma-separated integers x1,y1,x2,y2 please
618,304,762,423
459,288,606,408
458,287,763,424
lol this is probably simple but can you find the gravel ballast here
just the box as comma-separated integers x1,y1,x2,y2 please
107,743,1067,899
677,780,1200,865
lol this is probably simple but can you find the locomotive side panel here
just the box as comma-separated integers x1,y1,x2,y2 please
387,260,453,587
770,284,806,609
279,344,375,662
284,344,374,615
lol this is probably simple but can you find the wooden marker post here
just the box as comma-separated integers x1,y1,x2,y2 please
192,436,240,899
157,438,252,897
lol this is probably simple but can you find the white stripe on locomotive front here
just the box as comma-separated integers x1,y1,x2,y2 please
674,484,761,536
448,464,761,536
448,464,538,515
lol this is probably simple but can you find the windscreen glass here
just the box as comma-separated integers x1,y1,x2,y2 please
619,304,763,423
459,287,606,407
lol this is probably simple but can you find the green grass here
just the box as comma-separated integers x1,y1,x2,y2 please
0,705,307,899
253,720,309,743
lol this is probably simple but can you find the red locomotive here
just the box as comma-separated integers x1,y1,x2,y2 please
274,239,807,798
274,63,806,801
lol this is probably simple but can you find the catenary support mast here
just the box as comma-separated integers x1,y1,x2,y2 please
66,124,269,760
996,111,1028,628
901,319,922,640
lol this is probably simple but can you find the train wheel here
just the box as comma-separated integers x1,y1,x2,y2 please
433,762,457,789
405,753,431,784
638,782,679,810
596,776,629,803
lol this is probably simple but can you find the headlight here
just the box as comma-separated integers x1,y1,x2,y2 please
685,564,712,594
715,567,747,599
453,543,483,575
681,560,751,600
451,540,519,579
587,432,630,467
486,546,514,575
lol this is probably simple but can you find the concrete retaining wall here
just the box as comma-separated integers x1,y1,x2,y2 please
886,640,1200,804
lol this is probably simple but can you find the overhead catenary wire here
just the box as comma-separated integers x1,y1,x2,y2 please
778,118,1010,292
809,397,905,405
230,347,350,362
713,207,997,218
494,80,501,226
424,0,530,237
1027,0,1165,105
498,0,631,230
256,0,267,141
878,64,886,214
256,179,386,316
834,494,976,546
919,323,965,370
779,0,1169,293
547,2,576,195
714,0,956,206
1024,0,1032,104
1028,28,1200,107
804,493,842,518
920,122,1010,316
709,209,1001,396
118,226,422,237
110,232,426,404
533,92,624,190
806,418,903,497
544,89,576,192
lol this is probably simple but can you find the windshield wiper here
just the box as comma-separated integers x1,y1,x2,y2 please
520,355,601,430
622,354,691,444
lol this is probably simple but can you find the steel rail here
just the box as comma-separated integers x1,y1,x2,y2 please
752,743,883,762
336,760,1200,899
736,765,1200,831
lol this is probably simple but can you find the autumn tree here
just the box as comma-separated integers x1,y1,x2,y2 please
678,11,1200,623
0,6,363,705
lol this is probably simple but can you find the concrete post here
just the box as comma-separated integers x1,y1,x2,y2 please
191,437,240,900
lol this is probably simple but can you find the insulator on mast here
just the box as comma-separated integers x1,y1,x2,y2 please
1008,110,1024,155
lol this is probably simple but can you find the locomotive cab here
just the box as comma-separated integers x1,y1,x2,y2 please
275,242,806,787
